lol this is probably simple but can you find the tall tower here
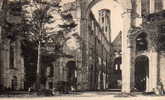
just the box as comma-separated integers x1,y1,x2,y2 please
99,9,111,43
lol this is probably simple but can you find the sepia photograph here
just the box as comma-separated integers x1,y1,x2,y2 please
0,0,165,100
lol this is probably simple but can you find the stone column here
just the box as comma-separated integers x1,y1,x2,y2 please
162,0,165,10
135,0,142,26
121,8,132,93
97,71,101,90
150,0,155,13
136,0,141,16
122,36,132,93
122,33,135,93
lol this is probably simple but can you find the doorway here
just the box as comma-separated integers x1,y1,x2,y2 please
11,76,17,91
66,61,77,90
135,55,149,92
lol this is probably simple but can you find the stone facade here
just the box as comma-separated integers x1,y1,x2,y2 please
81,0,165,93
46,1,112,91
111,0,165,93
126,0,165,93
1,0,165,93
0,38,24,90
0,0,24,91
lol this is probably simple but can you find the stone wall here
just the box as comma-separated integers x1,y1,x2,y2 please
0,38,24,90
159,52,165,90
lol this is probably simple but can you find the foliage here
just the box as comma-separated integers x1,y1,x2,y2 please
21,0,77,56
0,1,29,41
1,0,77,90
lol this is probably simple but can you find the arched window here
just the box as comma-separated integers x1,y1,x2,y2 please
136,33,148,51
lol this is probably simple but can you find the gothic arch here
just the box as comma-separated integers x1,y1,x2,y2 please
83,0,133,31
85,0,133,18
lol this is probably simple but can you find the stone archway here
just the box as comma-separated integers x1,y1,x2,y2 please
80,0,133,93
129,27,159,92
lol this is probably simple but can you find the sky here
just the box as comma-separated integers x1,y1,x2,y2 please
62,0,123,41
91,0,123,41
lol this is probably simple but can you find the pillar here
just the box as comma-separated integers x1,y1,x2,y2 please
122,34,135,93
163,0,165,10
135,0,142,26
98,71,101,90
121,5,133,92
122,38,132,93
150,0,155,13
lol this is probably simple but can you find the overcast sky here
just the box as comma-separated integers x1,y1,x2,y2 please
92,0,123,41
62,0,123,41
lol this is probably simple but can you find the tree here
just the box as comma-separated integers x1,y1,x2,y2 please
0,0,77,91
21,0,77,91
0,0,76,90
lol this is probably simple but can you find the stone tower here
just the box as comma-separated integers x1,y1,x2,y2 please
99,9,111,42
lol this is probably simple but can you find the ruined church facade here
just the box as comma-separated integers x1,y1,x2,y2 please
1,0,165,93
83,0,165,93
0,0,25,91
